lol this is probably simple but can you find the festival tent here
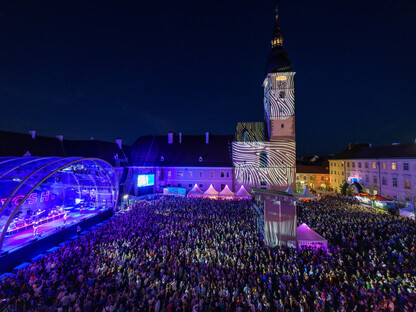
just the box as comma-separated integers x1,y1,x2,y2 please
297,223,328,251
203,184,219,198
187,184,203,197
285,186,299,198
235,185,252,200
299,186,317,201
219,185,235,200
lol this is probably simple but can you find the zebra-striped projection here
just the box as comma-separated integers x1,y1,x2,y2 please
264,72,295,121
232,139,296,188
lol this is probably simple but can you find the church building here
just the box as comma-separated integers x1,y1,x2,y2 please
127,9,296,195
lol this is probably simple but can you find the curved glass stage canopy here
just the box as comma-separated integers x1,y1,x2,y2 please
0,157,118,252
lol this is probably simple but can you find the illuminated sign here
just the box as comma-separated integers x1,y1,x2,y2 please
137,174,154,187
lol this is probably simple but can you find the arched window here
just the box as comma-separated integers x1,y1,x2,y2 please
242,130,249,142
259,151,268,168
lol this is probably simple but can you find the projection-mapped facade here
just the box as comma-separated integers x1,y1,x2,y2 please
233,8,296,191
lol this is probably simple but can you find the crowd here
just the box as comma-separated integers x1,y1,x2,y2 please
0,195,415,311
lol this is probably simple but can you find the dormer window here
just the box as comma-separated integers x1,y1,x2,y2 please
160,156,165,162
199,156,203,162
243,130,249,142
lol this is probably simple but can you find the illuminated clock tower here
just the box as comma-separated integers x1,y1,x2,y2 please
263,8,296,190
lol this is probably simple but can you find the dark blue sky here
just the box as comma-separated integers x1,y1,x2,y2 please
0,0,415,156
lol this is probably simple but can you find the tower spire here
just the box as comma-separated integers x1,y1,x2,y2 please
275,5,279,22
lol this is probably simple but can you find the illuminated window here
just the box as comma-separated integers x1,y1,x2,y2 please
304,176,306,180
177,171,183,177
189,171,192,177
373,162,377,169
275,76,287,81
404,163,409,170
404,178,410,189
365,163,368,168
392,177,397,187
392,162,397,170
168,171,171,177
382,163,386,170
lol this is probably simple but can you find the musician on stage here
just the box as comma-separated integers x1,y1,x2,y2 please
63,212,69,225
33,221,39,236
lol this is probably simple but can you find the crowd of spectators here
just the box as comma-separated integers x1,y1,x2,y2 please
0,195,415,311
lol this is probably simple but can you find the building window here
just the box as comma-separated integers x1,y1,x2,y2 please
335,178,337,183
321,176,324,181
365,163,368,168
310,176,313,180
392,162,397,170
260,151,268,168
404,163,409,170
304,176,306,180
352,162,355,168
210,172,214,178
189,184,192,187
373,176,377,184
296,175,299,180
382,163,386,170
168,171,171,177
178,183,182,187
160,156,165,162
347,162,350,168
382,176,387,185
281,124,284,128
279,91,285,98
331,170,333,174
358,162,362,168
260,181,267,186
199,156,203,162
189,171,192,177
200,171,203,177
221,184,225,190
365,175,369,182
242,130,249,142
404,178,411,189
199,184,203,188
226,172,229,178
392,177,397,187
221,172,225,178
177,171,183,177
334,171,336,175
373,162,377,169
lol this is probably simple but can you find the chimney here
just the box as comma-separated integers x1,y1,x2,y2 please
56,135,63,142
116,138,122,149
91,136,94,141
179,132,182,143
205,132,209,144
29,130,36,139
168,131,173,144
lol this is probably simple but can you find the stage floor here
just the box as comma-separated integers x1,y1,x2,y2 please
2,208,104,253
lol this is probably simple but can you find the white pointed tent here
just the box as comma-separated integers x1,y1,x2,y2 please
300,186,317,201
203,184,219,198
187,184,203,197
219,185,235,199
285,186,299,198
297,223,328,250
235,185,252,200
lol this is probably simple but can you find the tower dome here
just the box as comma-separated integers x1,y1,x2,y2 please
264,8,292,75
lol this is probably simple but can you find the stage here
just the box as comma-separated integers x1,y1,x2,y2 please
0,208,113,274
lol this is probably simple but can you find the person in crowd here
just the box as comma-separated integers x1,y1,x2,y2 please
0,195,414,311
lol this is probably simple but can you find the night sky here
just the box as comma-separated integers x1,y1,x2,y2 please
1,0,415,156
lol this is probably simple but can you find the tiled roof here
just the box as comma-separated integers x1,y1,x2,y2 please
131,134,233,167
296,165,329,174
234,122,268,142
0,130,130,166
332,143,416,160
